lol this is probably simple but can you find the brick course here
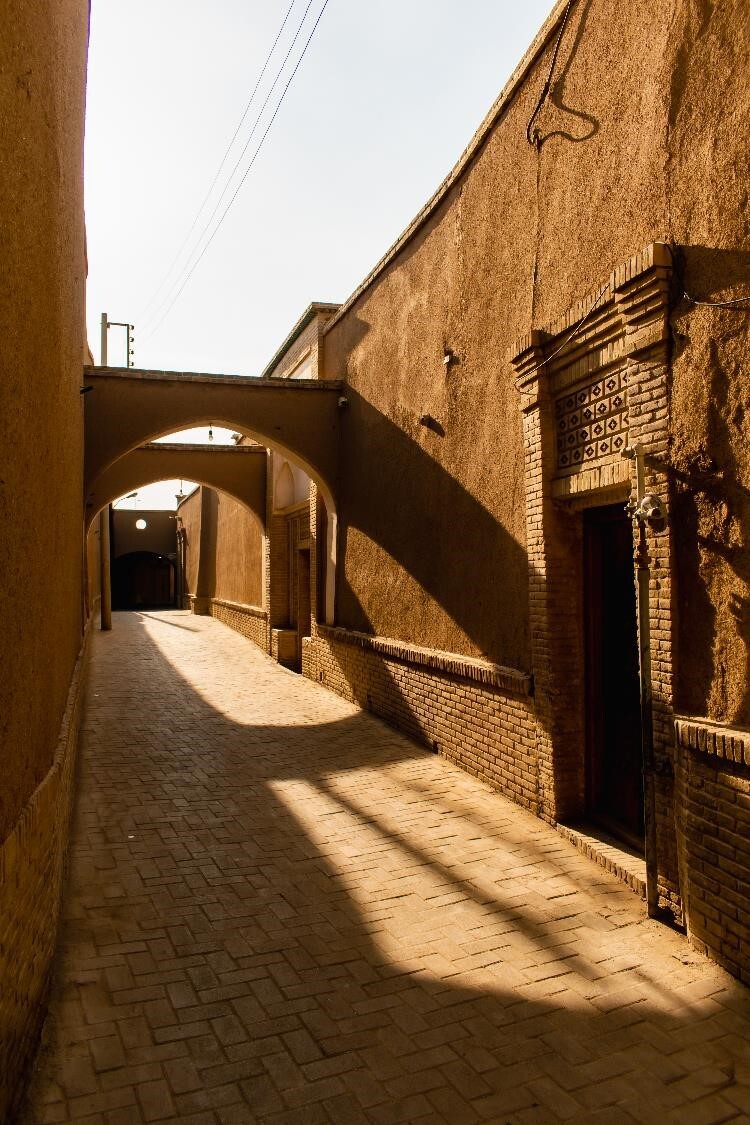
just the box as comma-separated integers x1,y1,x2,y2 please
302,626,538,812
207,599,269,651
674,717,750,984
0,620,92,1120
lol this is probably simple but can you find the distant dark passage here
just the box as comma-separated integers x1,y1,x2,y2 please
112,551,175,610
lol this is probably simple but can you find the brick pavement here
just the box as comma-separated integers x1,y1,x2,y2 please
23,612,750,1124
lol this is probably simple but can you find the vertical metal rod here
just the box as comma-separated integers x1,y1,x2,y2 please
631,444,659,917
100,312,108,366
99,505,112,631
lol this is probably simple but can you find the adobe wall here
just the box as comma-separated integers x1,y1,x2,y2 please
0,2,89,1114
261,304,339,381
321,0,750,723
85,520,102,617
111,508,178,559
303,0,750,974
667,1,750,730
179,486,268,648
0,0,89,840
213,491,264,607
178,489,202,598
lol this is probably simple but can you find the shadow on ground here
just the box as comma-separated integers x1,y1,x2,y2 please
23,613,750,1124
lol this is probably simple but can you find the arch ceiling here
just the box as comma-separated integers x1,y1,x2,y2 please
83,367,342,511
85,443,267,531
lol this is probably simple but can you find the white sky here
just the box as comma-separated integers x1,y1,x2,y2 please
86,0,553,507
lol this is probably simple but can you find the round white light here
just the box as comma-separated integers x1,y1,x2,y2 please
135,518,147,530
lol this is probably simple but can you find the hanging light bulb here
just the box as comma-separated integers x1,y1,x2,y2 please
208,424,214,442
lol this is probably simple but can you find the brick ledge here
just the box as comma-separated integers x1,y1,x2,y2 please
315,625,533,695
675,716,750,767
210,598,267,620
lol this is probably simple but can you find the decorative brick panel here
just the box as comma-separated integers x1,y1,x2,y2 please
555,367,629,472
0,621,92,1120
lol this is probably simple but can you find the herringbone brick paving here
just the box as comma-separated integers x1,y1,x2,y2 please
24,612,750,1123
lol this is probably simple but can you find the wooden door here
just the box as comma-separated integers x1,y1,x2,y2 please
584,504,644,848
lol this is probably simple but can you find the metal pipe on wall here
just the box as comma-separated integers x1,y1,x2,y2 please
626,444,659,918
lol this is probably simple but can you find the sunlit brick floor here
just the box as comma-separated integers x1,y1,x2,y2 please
24,612,750,1123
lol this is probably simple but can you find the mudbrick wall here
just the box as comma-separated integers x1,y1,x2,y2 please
0,2,90,1115
322,0,750,725
179,486,265,622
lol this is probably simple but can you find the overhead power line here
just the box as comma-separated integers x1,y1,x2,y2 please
143,0,330,341
138,1,298,326
141,0,316,334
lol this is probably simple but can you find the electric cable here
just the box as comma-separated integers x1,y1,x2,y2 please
526,0,575,148
527,280,611,374
142,0,321,336
669,244,750,309
143,0,331,341
138,0,298,325
682,290,750,308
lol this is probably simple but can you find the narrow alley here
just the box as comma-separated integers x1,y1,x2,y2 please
25,614,750,1124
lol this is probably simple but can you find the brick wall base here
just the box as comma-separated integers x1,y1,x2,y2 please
271,629,298,669
207,598,268,651
674,717,750,984
303,626,538,811
0,621,92,1120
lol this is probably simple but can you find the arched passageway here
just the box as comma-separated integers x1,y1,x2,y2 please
83,367,342,512
83,372,342,624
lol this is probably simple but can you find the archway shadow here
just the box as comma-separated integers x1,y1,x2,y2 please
26,614,750,1122
667,246,750,724
337,388,531,670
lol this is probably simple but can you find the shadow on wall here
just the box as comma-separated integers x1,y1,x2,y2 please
337,387,531,671
27,613,750,1120
670,245,750,725
535,0,599,147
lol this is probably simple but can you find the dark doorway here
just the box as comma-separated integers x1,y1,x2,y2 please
112,551,175,610
584,504,644,849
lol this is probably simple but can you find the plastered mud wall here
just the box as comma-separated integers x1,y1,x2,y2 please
667,0,750,728
178,489,202,599
0,0,89,842
179,487,265,628
213,491,264,608
322,0,750,727
0,2,89,1111
85,519,102,617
